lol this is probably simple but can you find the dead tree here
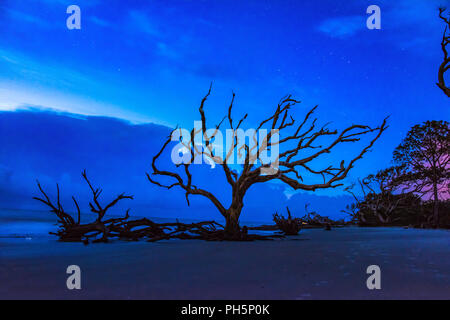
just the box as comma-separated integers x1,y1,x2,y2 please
438,7,450,97
148,85,388,239
273,207,302,235
301,203,335,227
34,170,133,243
34,171,280,242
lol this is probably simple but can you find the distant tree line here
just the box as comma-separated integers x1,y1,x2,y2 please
343,120,449,229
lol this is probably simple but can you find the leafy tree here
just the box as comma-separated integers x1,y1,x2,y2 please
343,166,420,225
393,120,450,226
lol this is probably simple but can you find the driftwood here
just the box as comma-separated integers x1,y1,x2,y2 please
299,203,341,229
34,170,134,243
34,171,281,243
273,207,303,235
253,204,347,234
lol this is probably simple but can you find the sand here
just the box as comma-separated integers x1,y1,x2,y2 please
0,227,449,299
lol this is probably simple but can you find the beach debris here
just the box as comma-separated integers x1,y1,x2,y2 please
34,170,282,243
273,207,302,235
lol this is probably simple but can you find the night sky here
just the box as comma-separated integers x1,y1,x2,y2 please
0,0,448,221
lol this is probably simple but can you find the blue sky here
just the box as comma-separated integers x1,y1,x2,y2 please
0,0,447,124
0,0,449,216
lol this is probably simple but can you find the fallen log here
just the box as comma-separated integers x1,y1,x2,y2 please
34,171,282,243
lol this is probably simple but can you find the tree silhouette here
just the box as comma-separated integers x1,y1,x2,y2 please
35,170,244,242
34,170,133,242
437,7,450,97
273,207,302,235
148,85,388,238
344,166,420,225
393,120,449,227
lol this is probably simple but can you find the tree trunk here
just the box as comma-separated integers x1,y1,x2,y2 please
432,158,440,228
224,205,243,239
433,183,439,228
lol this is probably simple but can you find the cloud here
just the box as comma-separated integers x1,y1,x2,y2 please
0,48,97,89
2,0,101,30
39,0,100,7
90,16,112,28
5,8,51,28
0,49,160,124
128,10,161,37
156,42,179,59
317,15,366,38
317,0,445,43
0,84,152,125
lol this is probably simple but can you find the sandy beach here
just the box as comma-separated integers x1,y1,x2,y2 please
1,226,449,300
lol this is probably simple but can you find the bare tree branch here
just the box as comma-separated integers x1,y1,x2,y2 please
148,85,388,237
438,7,450,97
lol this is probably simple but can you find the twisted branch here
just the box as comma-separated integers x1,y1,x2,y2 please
148,85,388,226
438,7,450,97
